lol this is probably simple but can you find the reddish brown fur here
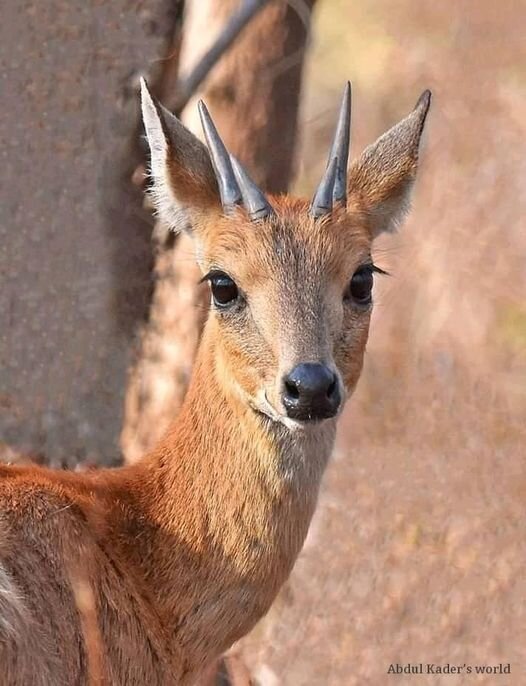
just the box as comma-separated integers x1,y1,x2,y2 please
122,0,318,465
0,338,328,684
0,88,430,684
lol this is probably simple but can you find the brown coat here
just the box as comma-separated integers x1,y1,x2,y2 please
0,85,430,684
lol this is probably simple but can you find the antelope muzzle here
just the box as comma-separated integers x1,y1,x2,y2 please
282,363,342,422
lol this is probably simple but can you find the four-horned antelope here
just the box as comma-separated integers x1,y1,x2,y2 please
0,79,430,684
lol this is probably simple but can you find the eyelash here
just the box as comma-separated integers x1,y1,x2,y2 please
199,269,223,284
369,264,389,276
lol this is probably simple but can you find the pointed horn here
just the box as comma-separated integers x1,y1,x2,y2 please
311,83,351,217
230,156,274,221
328,81,351,204
310,156,338,218
198,100,241,211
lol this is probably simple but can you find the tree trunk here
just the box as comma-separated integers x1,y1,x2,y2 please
0,0,182,466
122,0,317,463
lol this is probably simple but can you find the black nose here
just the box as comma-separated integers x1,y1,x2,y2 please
282,363,341,421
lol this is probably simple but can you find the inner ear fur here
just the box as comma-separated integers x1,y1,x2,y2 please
348,90,431,237
140,79,221,233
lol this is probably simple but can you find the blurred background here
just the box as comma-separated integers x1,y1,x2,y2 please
1,0,525,684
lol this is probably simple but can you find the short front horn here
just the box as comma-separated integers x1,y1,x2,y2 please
230,156,274,221
198,101,273,221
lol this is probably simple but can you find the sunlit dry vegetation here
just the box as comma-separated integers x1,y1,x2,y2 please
237,1,526,683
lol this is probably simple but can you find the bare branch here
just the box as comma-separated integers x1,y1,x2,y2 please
170,0,272,114
261,0,313,83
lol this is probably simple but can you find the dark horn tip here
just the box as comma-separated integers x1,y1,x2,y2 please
198,99,218,128
197,100,214,139
197,99,208,118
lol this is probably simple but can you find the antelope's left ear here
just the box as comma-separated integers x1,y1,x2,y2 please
348,91,431,237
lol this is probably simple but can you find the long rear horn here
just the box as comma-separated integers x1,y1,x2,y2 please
198,100,241,212
311,82,352,217
198,101,273,221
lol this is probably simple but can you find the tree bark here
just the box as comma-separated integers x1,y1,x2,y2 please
0,0,181,466
122,0,317,463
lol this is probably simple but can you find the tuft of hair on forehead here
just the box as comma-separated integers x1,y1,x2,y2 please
195,195,373,291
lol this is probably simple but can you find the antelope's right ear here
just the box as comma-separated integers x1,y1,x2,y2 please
140,78,221,232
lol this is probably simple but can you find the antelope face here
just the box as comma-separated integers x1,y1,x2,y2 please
141,81,430,428
196,204,375,427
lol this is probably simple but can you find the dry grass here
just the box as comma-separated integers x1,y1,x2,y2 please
236,0,526,683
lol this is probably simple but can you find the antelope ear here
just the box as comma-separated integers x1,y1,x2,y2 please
348,90,431,237
140,78,220,233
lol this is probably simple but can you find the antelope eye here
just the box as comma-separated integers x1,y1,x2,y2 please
209,272,239,308
346,266,374,305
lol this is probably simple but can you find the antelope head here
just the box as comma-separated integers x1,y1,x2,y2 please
140,80,431,430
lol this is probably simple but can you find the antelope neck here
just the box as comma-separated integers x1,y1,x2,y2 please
125,324,336,656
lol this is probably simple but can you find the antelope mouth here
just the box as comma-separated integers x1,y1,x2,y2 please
252,392,331,431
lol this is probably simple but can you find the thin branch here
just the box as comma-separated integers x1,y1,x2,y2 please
170,0,272,114
261,0,313,83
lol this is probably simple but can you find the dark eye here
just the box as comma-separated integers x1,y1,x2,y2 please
209,272,239,308
346,266,374,305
